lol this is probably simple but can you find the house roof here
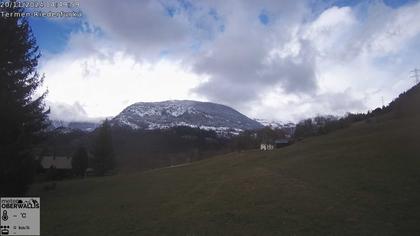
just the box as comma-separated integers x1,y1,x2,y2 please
275,139,290,144
40,156,72,170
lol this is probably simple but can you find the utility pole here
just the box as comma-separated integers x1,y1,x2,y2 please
410,68,420,84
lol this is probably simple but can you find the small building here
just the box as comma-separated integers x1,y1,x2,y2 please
274,139,291,148
260,143,274,151
260,138,292,151
39,155,73,179
85,168,95,176
40,156,72,170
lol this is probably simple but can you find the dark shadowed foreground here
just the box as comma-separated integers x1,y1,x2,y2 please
30,111,420,235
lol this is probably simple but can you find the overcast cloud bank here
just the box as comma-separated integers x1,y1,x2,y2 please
39,0,420,122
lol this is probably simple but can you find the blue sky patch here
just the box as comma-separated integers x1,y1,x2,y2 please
259,10,269,25
28,17,85,55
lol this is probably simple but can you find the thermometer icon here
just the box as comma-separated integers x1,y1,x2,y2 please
1,210,8,221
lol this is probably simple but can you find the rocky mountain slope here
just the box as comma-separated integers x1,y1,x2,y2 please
112,100,264,131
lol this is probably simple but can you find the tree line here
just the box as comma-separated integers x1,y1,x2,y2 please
293,85,420,140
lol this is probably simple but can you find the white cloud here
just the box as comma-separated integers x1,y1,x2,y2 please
39,0,420,123
40,34,204,120
47,101,89,122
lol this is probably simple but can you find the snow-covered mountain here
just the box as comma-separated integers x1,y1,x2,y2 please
112,100,264,132
254,119,296,137
254,119,295,129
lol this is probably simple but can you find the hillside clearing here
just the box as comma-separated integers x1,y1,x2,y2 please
30,114,420,235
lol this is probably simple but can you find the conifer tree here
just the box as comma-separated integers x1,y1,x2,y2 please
72,146,89,178
93,120,115,175
0,5,49,195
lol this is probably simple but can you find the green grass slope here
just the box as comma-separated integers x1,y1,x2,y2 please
30,112,420,235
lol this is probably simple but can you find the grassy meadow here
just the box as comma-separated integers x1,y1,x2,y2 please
29,113,420,235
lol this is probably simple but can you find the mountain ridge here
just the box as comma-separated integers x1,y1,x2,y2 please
111,100,264,132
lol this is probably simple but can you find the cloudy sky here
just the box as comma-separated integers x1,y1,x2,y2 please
29,0,420,122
